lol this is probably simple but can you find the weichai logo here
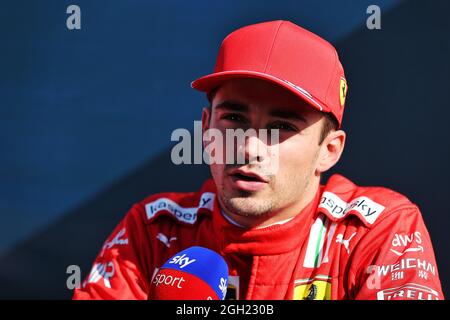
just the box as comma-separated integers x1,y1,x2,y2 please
376,258,436,277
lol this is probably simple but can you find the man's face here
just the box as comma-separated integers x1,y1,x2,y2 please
203,78,327,219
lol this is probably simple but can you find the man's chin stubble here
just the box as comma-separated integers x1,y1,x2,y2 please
220,194,276,218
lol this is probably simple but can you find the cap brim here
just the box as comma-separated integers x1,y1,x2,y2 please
191,70,330,113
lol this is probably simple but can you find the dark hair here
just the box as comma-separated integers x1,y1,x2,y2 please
207,88,339,145
319,113,339,145
207,87,219,106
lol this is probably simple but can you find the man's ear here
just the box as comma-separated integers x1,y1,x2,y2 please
316,129,346,174
202,107,211,130
201,107,211,148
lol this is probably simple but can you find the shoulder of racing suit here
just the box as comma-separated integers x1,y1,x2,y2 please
133,179,217,227
316,173,419,229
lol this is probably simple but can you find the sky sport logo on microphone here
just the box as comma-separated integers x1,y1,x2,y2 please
149,246,229,300
219,277,228,300
152,272,186,289
168,254,197,269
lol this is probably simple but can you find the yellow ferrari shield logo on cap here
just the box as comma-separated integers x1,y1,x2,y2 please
339,78,348,107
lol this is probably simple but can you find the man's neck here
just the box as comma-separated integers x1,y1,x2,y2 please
220,208,296,229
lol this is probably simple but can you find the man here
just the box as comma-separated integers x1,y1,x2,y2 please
73,20,443,300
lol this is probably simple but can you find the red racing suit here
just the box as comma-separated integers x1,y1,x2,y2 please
73,174,444,300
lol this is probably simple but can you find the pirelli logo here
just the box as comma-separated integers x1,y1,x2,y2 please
319,192,385,225
145,192,215,224
377,283,440,300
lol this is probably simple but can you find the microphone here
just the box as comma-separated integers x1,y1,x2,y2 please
149,246,229,300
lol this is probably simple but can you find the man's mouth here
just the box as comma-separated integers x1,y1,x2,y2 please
228,169,269,192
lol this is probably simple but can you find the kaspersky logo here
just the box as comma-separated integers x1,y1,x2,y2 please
319,192,385,225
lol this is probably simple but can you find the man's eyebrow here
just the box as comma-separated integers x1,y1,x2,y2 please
269,109,307,122
214,100,249,112
214,100,307,122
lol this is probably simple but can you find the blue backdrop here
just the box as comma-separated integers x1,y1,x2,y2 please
1,0,449,299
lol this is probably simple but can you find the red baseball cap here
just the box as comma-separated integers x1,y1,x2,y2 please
191,20,348,127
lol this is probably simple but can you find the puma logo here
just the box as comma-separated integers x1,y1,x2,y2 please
156,233,177,248
336,232,357,254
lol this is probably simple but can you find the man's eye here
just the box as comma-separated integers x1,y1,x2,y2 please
269,122,297,131
221,114,246,122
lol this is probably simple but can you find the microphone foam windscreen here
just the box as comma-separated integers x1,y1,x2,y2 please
150,246,229,300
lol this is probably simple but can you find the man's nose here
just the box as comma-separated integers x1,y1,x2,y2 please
243,134,268,164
